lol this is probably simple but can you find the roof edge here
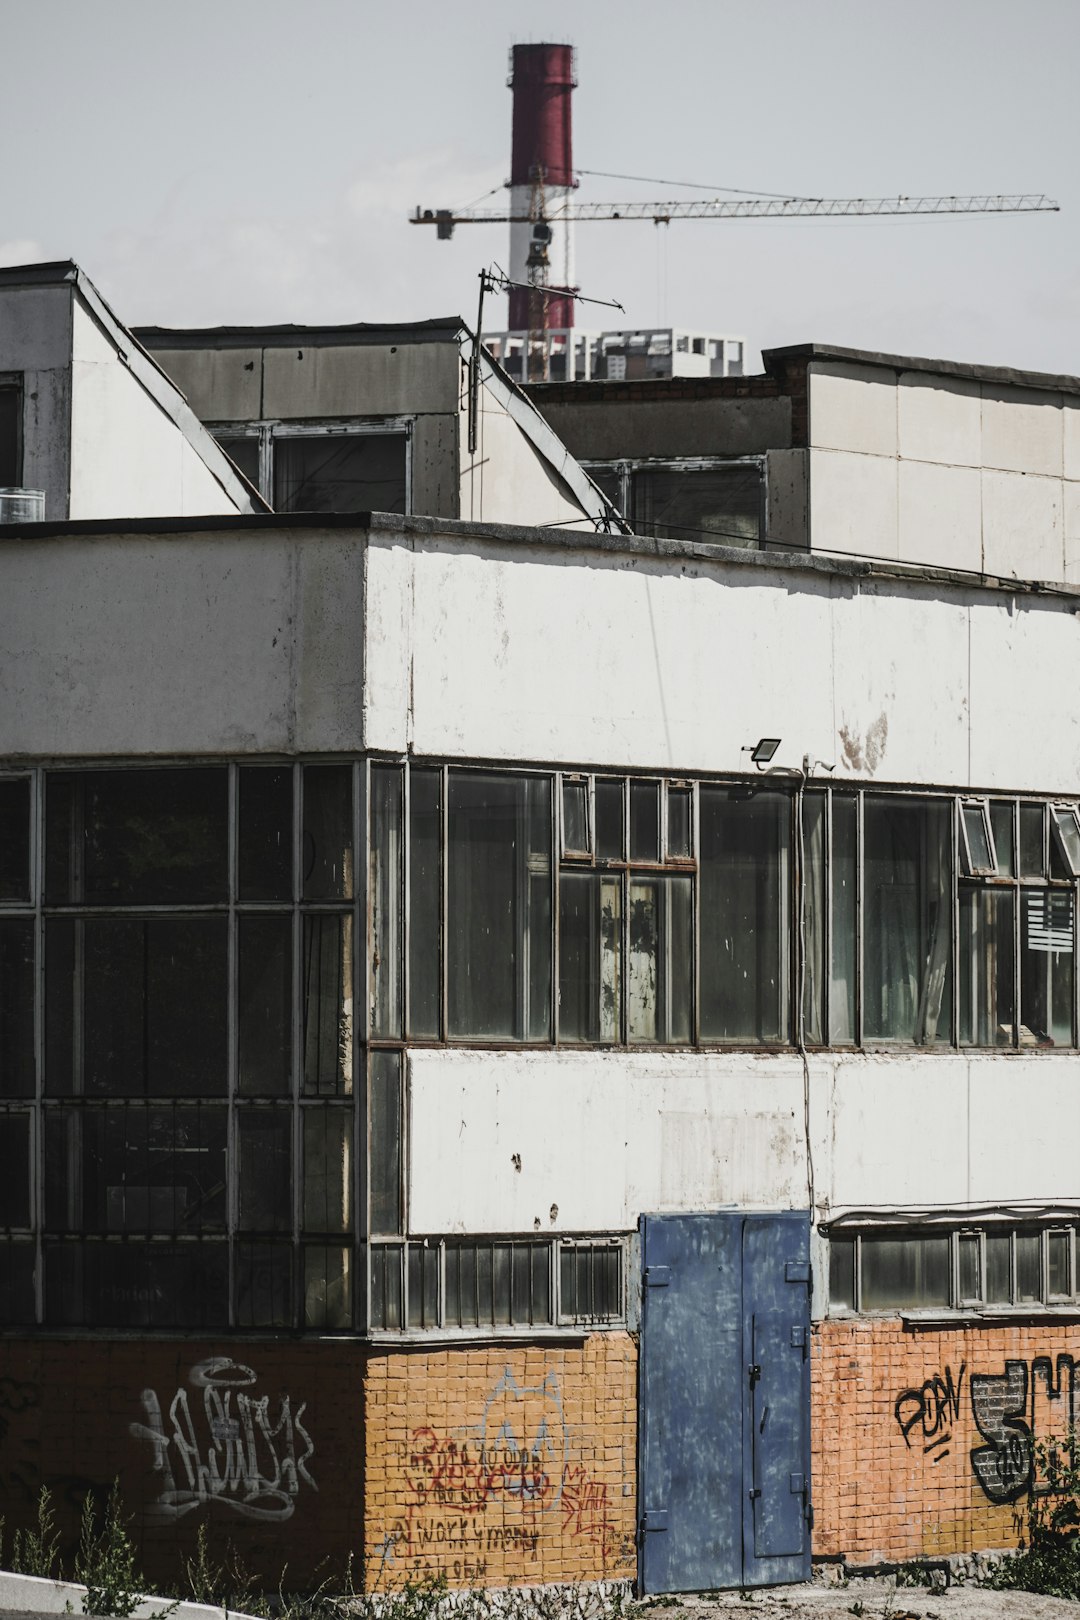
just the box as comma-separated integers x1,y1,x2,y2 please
762,341,1080,396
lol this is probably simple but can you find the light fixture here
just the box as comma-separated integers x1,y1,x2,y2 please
742,737,781,768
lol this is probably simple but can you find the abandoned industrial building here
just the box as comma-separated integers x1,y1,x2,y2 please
4,254,1080,1597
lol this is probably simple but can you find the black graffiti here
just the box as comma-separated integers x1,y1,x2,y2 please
970,1360,1032,1503
895,1363,965,1462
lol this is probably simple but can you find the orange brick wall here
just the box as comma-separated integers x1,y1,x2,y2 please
0,1339,363,1590
813,1318,1080,1565
363,1334,638,1589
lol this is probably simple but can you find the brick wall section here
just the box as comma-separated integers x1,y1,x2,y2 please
362,1334,637,1590
0,1339,363,1590
813,1318,1080,1565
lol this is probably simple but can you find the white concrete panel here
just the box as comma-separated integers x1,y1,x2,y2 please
981,468,1063,580
407,1049,807,1234
0,529,365,757
148,346,264,422
765,448,808,549
981,385,1063,477
262,343,459,419
459,390,585,530
968,595,1080,793
898,459,982,572
829,580,969,784
809,448,898,560
1065,482,1080,584
967,1057,1080,1204
898,373,981,468
374,537,833,772
809,363,898,457
0,283,73,369
1065,402,1080,482
828,1054,970,1208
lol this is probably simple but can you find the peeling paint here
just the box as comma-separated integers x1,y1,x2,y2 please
839,711,889,773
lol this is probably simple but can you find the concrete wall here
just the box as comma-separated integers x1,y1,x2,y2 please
364,1337,637,1588
69,302,239,519
0,282,73,520
459,387,591,529
813,1318,1080,1565
808,361,1080,582
534,393,793,462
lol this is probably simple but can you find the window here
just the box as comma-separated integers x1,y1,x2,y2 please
700,787,789,1043
830,1223,1080,1313
0,380,21,489
212,422,409,514
581,457,764,549
863,796,952,1044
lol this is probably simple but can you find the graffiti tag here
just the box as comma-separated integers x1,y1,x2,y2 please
130,1357,316,1521
895,1363,965,1462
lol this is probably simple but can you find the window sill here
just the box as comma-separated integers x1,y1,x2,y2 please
828,1305,1080,1327
367,1323,623,1346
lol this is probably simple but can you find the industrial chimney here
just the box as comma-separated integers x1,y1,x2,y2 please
507,44,577,331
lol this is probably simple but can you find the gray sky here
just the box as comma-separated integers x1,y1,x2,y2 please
4,0,1078,374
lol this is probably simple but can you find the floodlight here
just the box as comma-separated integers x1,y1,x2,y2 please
748,737,781,765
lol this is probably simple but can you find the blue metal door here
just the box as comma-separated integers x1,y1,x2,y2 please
639,1210,811,1593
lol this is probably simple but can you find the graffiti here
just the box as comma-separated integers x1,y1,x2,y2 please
404,1370,567,1518
970,1355,1080,1505
130,1356,316,1522
560,1464,620,1558
895,1363,965,1462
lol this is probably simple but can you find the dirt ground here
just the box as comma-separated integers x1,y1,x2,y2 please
648,1576,1080,1619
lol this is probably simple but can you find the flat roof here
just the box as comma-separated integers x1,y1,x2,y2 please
135,319,467,350
762,341,1080,396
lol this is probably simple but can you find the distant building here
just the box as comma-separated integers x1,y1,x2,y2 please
485,325,746,384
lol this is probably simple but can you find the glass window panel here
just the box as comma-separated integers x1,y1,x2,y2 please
829,1238,855,1310
46,918,227,1097
0,1241,35,1325
493,1242,512,1325
860,1234,950,1310
0,384,20,488
1048,1231,1071,1298
408,769,442,1040
986,1232,1011,1303
631,464,762,549
407,1241,439,1329
238,767,293,903
215,433,261,490
629,781,659,862
511,1244,531,1324
0,778,30,902
303,765,353,901
628,875,691,1044
445,1242,478,1328
0,1114,31,1228
667,787,692,859
304,1245,351,1329
45,1239,228,1329
700,788,790,1043
1021,890,1074,1047
863,797,952,1045
0,919,34,1097
303,1109,352,1233
45,769,227,905
274,432,407,515
990,802,1015,877
46,1106,227,1236
802,791,826,1045
961,802,995,875
370,767,403,1038
1016,1229,1042,1303
958,1234,981,1301
476,1242,494,1326
1051,808,1080,877
236,1242,293,1328
558,872,621,1044
562,780,590,855
303,913,354,1095
239,916,292,1094
447,773,551,1040
959,888,1015,1046
369,1050,401,1235
371,1243,403,1330
532,1242,552,1323
238,1110,292,1232
831,796,857,1045
1020,804,1045,879
595,780,624,861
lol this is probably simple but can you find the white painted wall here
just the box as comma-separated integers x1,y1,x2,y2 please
364,531,1080,794
69,301,246,518
407,1047,1080,1229
808,362,1080,582
459,380,594,528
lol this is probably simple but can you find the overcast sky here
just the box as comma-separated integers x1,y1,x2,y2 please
3,0,1077,374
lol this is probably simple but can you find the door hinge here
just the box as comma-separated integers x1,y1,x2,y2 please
785,1260,811,1284
641,1508,668,1532
748,1487,761,1500
748,1362,761,1386
644,1265,670,1288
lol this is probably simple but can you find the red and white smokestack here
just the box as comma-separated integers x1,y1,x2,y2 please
508,43,577,331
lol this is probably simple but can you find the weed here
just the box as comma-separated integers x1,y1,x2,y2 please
984,1431,1080,1601
3,1486,63,1580
74,1480,163,1619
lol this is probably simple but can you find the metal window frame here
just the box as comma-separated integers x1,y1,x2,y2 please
958,797,998,877
209,416,414,512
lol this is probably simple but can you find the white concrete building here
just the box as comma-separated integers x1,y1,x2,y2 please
2,276,1080,1596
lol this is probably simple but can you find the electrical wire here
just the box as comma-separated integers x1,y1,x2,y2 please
575,167,820,202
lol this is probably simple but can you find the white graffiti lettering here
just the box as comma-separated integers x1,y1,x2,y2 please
130,1357,316,1522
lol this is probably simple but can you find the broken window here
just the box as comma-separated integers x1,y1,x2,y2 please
632,462,763,548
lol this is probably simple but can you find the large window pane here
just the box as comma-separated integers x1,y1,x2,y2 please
0,778,30,901
274,432,407,514
239,916,292,1094
0,919,34,1097
238,766,293,902
802,791,826,1045
631,463,762,549
408,769,442,1039
1021,890,1074,1046
559,872,621,1043
863,797,952,1045
45,769,227,905
447,773,551,1040
46,1240,227,1329
304,1245,351,1329
959,888,1015,1046
303,765,353,901
700,788,790,1043
303,914,353,1095
627,876,692,1043
831,796,857,1044
45,1105,226,1234
860,1234,950,1310
0,1241,34,1324
238,1110,292,1232
370,766,403,1038
302,1108,352,1233
369,1050,401,1235
0,1113,31,1228
46,918,227,1096
236,1242,293,1328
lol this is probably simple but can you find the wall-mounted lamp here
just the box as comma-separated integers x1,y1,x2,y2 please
742,737,782,770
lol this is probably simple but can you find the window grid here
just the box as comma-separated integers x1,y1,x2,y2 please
829,1224,1080,1315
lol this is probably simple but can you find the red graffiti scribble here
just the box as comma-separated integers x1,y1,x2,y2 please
405,1428,553,1515
560,1464,619,1560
